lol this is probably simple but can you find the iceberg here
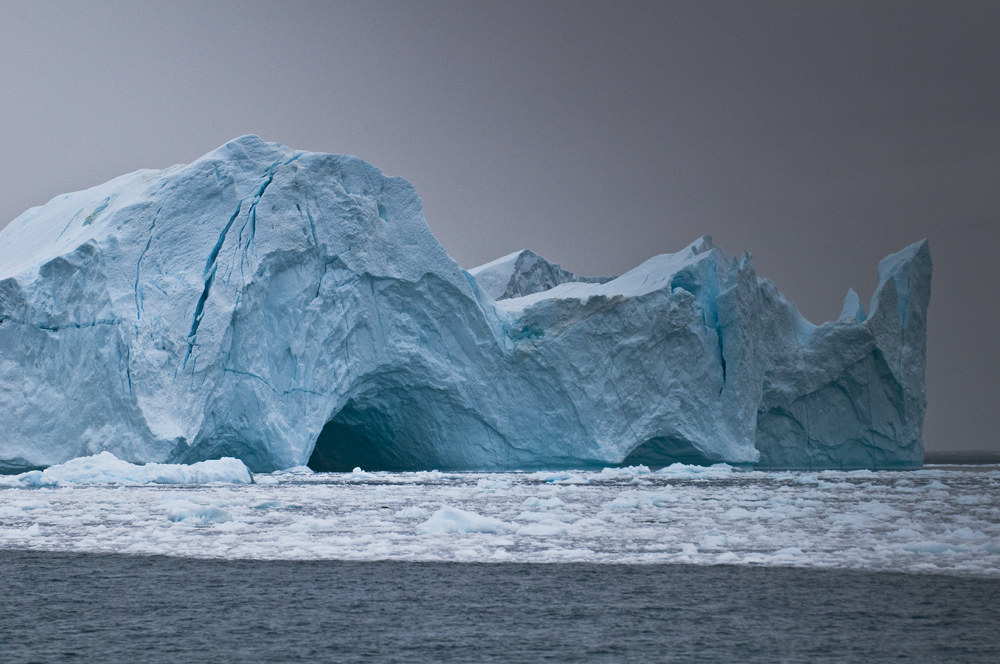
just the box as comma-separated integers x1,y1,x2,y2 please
0,136,931,472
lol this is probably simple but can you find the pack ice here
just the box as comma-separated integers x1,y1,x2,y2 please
0,137,931,473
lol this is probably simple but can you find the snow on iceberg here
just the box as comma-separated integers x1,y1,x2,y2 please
0,451,251,486
0,136,931,473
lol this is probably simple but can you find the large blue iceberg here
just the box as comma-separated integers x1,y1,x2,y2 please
0,137,931,472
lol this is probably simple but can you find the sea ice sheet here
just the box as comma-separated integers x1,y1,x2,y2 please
0,468,996,577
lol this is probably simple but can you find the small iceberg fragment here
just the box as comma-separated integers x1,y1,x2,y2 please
654,463,735,478
163,500,233,524
0,451,252,486
416,506,517,535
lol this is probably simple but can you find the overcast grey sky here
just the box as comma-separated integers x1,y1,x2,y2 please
0,1,997,451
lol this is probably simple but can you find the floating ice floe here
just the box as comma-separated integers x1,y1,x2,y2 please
416,506,517,535
1,467,996,576
0,451,251,486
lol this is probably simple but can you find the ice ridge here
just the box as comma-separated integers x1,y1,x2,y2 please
467,249,613,300
0,137,931,472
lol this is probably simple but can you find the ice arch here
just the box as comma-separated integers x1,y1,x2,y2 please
620,435,727,468
306,386,504,472
307,403,402,472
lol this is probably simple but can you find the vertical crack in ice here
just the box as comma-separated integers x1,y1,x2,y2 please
297,203,318,246
123,337,133,396
183,159,294,369
242,172,275,259
716,327,726,395
183,201,244,369
134,206,162,320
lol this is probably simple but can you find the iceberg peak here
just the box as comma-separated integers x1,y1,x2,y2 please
466,248,613,300
688,235,715,256
839,288,866,323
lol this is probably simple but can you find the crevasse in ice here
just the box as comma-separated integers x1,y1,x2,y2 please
0,136,931,472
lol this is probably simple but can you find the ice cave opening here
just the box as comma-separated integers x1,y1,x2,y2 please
620,435,722,468
307,392,448,472
308,402,404,472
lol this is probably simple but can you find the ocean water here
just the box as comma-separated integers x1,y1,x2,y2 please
1,464,998,661
1,552,998,663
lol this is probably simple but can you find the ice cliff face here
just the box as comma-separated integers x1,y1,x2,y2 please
0,137,931,472
753,241,932,469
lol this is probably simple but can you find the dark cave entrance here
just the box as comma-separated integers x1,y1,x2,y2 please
620,435,719,468
307,398,434,472
307,418,392,472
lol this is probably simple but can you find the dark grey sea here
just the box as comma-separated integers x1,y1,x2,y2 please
1,551,997,663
